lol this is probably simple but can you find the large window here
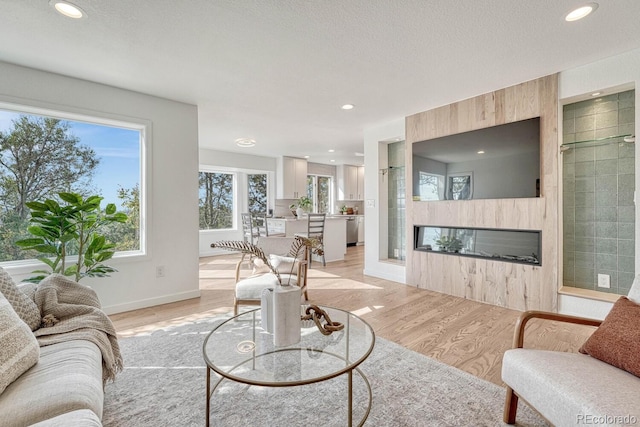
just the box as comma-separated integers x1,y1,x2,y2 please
247,174,267,214
306,175,332,214
0,107,142,263
199,171,234,230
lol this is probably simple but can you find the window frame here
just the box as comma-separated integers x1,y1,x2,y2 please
0,99,151,271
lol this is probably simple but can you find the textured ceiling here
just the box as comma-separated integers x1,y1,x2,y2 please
1,1,640,166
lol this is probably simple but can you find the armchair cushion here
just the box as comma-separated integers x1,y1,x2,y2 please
502,348,639,426
269,254,297,275
235,273,281,300
579,296,640,377
251,258,272,275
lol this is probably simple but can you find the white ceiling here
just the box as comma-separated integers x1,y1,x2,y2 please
1,1,640,166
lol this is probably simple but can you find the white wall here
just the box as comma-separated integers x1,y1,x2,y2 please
198,148,277,257
363,118,406,283
0,61,200,315
558,47,640,319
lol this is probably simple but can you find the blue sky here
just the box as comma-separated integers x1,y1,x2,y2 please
0,110,140,210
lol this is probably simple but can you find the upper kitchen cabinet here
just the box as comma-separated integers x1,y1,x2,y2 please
277,156,308,199
337,165,364,200
357,166,364,200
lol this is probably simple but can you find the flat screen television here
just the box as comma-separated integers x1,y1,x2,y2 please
412,117,540,201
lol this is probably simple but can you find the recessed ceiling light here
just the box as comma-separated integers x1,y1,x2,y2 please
477,150,485,154
304,155,310,159
235,138,256,148
328,149,335,153
355,152,364,157
50,1,86,19
341,104,355,110
565,3,598,22
330,159,336,162
591,92,601,97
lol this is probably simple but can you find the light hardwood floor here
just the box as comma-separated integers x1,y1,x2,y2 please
110,245,595,386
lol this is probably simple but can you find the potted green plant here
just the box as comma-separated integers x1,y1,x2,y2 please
435,236,462,253
295,196,312,218
15,192,128,283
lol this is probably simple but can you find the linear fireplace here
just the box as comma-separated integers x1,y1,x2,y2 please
414,225,542,266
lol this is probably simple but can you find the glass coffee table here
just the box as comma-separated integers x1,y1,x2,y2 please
203,306,375,426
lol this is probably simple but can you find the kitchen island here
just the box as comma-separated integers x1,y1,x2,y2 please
267,216,347,263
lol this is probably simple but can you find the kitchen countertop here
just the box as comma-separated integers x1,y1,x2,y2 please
269,216,351,221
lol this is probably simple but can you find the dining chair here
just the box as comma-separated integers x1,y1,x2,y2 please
241,213,260,245
296,213,326,267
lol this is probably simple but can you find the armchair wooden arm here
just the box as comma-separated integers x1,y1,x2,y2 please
234,253,250,283
511,310,602,349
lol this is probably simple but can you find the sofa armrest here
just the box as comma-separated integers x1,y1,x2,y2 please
512,311,602,349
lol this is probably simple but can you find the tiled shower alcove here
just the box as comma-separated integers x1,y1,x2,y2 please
562,90,635,295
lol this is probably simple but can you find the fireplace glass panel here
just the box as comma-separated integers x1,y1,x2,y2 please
414,226,541,265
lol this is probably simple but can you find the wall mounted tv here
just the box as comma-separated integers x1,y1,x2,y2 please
412,117,540,201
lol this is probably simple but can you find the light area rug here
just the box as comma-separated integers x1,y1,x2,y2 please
103,313,546,427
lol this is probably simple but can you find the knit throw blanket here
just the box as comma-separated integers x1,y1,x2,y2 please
33,274,123,384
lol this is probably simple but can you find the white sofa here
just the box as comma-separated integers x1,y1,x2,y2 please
502,282,640,426
0,339,104,426
0,280,106,426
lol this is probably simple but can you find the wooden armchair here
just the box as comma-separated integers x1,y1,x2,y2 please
232,236,309,315
503,311,601,424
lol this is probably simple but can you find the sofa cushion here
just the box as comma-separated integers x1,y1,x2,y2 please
0,340,103,427
0,267,40,330
579,296,640,377
29,409,102,427
503,349,640,426
0,293,40,394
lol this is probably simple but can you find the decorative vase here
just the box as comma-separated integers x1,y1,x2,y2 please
296,207,304,218
261,285,301,346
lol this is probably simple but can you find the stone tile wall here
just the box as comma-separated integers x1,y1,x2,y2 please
562,90,635,294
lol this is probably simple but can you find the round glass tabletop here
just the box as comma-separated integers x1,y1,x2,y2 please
203,306,375,387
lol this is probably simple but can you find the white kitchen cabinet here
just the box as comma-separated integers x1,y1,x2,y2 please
357,216,365,244
357,166,364,200
277,156,307,199
337,164,362,201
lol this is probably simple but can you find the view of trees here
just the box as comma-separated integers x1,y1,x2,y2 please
306,175,331,214
199,172,233,229
0,114,140,262
247,174,267,214
198,172,268,230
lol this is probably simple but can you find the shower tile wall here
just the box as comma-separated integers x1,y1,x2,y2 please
388,141,405,260
563,90,635,295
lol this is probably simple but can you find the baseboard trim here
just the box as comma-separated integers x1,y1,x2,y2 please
363,267,406,284
102,289,201,315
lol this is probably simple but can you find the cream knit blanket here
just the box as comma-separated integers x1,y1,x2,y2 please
33,274,123,383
